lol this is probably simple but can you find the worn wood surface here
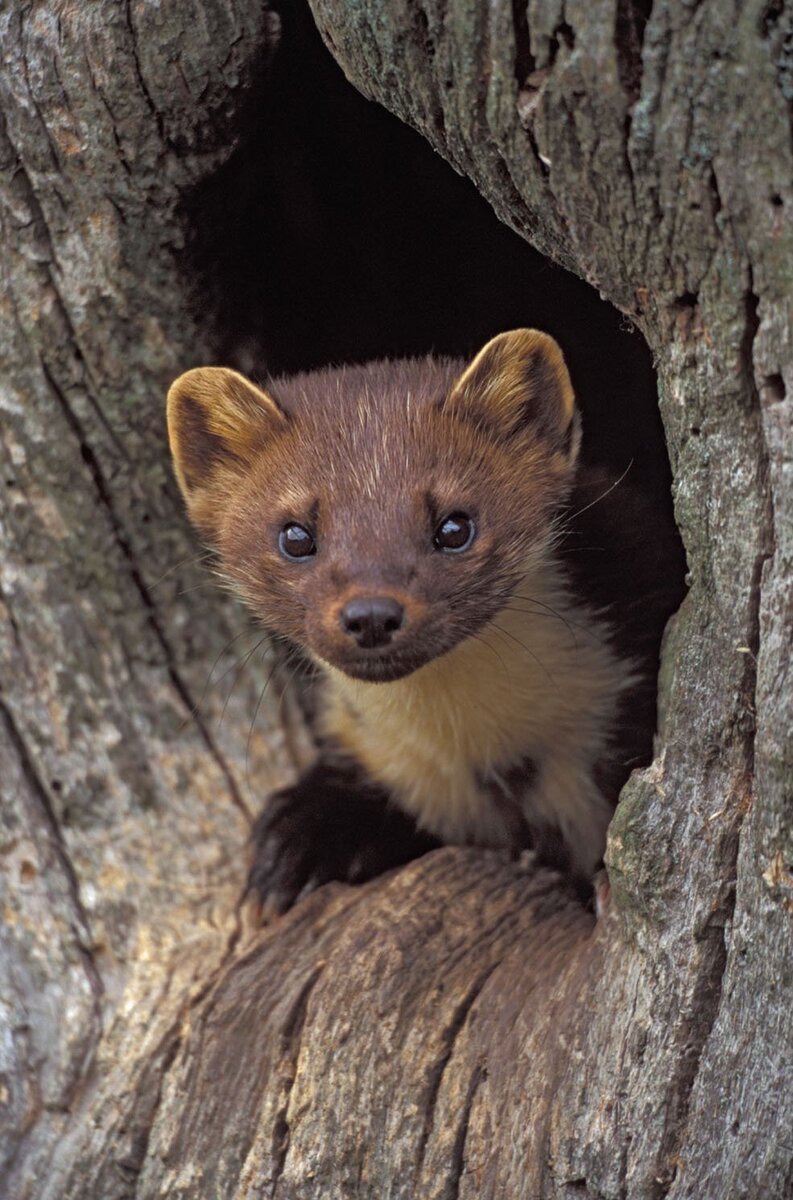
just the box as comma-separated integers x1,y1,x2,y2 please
1,1,791,1198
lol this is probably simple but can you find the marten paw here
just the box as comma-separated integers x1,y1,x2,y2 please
246,761,440,917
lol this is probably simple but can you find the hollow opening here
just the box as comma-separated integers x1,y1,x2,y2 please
182,0,686,804
186,3,675,498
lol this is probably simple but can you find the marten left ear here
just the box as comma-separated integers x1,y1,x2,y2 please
444,329,580,462
167,366,288,540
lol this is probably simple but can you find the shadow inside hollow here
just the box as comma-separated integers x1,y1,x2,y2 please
183,0,675,502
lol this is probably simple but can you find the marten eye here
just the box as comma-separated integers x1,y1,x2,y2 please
279,522,317,559
433,512,475,553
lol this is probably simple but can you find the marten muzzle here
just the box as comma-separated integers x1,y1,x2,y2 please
315,589,438,681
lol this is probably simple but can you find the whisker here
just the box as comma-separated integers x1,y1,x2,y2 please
506,595,604,647
499,606,583,650
510,606,615,652
196,625,263,712
490,621,556,685
176,581,231,597
274,658,306,719
149,548,216,590
506,594,580,642
244,658,283,791
219,634,271,729
470,631,510,679
563,460,634,524
245,651,305,789
177,626,265,732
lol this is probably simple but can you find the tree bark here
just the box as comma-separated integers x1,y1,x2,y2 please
0,3,288,1193
1,2,791,1199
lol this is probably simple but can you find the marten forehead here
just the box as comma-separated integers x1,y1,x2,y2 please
281,409,497,511
272,415,468,513
271,357,464,423
265,359,477,499
253,355,561,521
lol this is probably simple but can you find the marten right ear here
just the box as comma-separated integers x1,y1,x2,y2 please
167,367,287,540
443,329,580,465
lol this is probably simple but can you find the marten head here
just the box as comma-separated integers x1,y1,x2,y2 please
167,330,580,682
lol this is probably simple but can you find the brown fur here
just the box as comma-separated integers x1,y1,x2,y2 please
167,330,679,887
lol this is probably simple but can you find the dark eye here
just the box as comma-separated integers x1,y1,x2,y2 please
279,522,317,559
433,512,476,553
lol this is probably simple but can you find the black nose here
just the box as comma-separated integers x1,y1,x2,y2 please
340,596,405,649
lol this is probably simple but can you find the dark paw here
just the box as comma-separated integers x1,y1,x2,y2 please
246,757,440,915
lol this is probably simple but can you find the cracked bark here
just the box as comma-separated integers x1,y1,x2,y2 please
1,2,791,1200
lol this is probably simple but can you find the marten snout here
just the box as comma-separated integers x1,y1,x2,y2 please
340,596,405,649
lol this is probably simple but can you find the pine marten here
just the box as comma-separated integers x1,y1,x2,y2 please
167,330,682,912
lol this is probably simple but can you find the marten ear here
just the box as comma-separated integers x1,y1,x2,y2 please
444,329,580,462
167,367,287,539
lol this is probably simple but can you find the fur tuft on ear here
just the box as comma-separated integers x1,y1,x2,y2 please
444,329,580,461
167,367,287,539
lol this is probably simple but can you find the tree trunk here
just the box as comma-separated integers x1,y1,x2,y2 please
1,2,791,1199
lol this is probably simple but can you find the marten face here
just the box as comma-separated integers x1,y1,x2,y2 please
167,331,581,682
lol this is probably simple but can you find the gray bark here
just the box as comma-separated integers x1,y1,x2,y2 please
0,2,288,1193
1,2,791,1199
